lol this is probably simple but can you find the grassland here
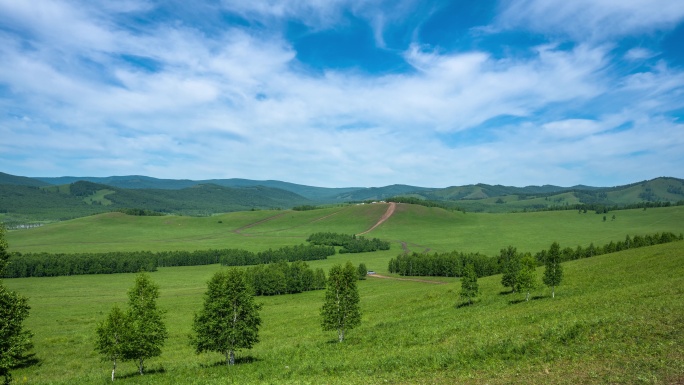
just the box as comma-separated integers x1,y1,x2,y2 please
8,204,684,257
3,204,684,384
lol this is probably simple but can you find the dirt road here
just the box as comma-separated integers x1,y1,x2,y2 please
357,202,396,235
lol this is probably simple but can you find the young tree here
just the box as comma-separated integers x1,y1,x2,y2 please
321,262,361,342
543,242,563,299
0,224,33,385
123,272,167,375
313,268,326,290
357,263,367,280
515,254,537,301
95,305,129,381
191,269,262,366
459,263,479,305
499,246,521,293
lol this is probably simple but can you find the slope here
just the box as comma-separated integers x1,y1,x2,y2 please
4,239,683,384
7,203,684,257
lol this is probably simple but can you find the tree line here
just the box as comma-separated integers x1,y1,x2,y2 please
244,261,327,296
306,232,390,253
2,251,158,278
388,231,683,279
388,251,497,277
2,244,336,279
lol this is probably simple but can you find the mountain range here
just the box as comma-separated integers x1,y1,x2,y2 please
1,172,683,223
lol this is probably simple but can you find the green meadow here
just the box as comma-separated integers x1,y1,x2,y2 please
3,204,684,384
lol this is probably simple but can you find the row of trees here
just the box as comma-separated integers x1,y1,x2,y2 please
2,251,157,278
97,262,363,380
387,251,498,277
533,232,683,264
222,244,335,266
244,261,327,296
2,244,337,278
388,232,682,279
306,232,390,253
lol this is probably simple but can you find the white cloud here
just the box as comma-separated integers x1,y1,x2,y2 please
0,0,682,187
497,0,684,41
624,47,657,61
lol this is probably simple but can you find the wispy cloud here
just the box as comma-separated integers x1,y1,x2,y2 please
0,0,682,187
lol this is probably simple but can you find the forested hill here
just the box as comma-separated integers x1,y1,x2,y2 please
0,172,51,187
1,172,683,222
0,180,311,222
34,175,361,202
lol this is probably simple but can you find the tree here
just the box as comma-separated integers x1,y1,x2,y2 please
191,269,262,365
357,263,367,280
0,224,33,385
321,262,361,342
123,272,167,375
500,246,521,293
515,254,537,301
543,242,563,299
313,268,326,290
95,305,129,381
459,263,479,305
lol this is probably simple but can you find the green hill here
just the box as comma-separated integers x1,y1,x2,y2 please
3,172,684,222
0,171,50,187
0,180,312,224
4,228,683,384
7,203,684,257
34,175,362,201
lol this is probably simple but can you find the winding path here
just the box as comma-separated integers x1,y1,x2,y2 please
357,202,396,235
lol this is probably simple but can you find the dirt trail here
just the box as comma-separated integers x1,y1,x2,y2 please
232,213,288,236
357,202,396,235
368,274,448,285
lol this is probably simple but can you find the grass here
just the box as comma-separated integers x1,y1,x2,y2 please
7,205,684,257
3,203,684,383
4,241,683,384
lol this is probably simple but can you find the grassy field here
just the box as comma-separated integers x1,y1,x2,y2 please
3,241,683,384
3,204,684,383
7,204,684,257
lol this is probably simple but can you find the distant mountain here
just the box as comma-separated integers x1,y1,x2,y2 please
34,175,361,201
35,175,199,189
330,184,433,201
2,172,683,221
1,180,311,222
0,172,51,187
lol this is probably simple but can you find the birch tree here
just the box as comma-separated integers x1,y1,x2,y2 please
95,305,129,381
500,246,521,293
459,263,479,305
516,254,537,301
123,272,167,375
321,262,361,342
543,242,563,298
191,269,262,365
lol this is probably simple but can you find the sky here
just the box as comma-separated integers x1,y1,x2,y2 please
1,0,683,188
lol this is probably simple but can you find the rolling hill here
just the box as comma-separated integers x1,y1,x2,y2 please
2,172,684,223
3,202,684,384
0,180,312,223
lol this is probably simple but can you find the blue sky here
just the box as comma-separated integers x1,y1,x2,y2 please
1,0,683,188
